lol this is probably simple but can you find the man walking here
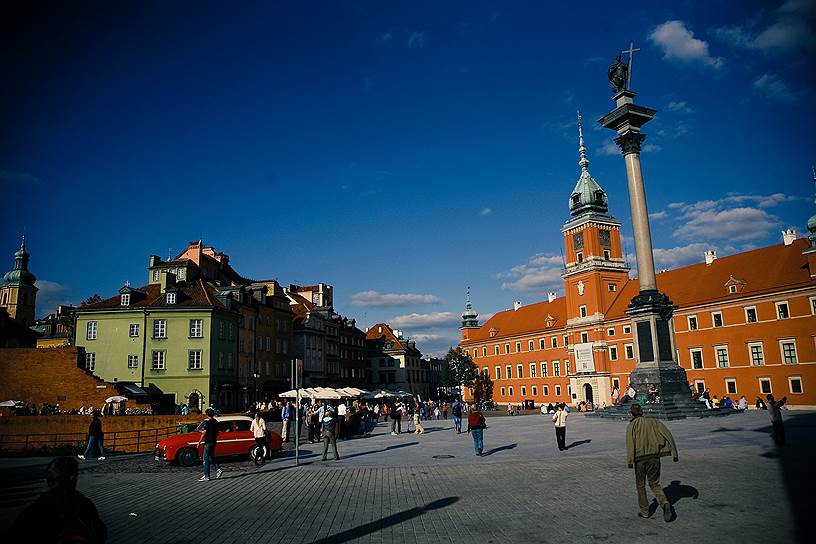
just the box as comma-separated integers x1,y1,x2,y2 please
451,399,463,434
280,401,292,443
626,404,677,521
390,402,402,435
552,403,568,451
766,394,788,445
78,410,105,461
337,400,347,439
321,407,340,461
196,408,223,481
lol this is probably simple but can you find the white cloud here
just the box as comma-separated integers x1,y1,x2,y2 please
480,207,492,216
408,31,425,48
642,143,662,153
653,243,712,270
597,139,620,156
649,210,668,220
374,30,393,44
716,0,816,54
722,192,802,208
351,290,440,307
666,100,693,113
499,254,563,294
674,206,780,242
390,312,459,328
753,74,798,103
34,280,72,316
649,20,724,69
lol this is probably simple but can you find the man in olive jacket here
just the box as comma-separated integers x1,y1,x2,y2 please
626,404,678,522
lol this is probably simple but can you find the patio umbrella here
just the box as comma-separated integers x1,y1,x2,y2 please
0,400,23,407
105,395,128,403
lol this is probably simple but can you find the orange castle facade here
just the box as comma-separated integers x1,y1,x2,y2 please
459,144,816,408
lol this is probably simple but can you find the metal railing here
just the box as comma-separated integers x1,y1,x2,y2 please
0,425,182,454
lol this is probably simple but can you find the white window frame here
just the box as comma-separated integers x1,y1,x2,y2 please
166,292,176,305
516,364,523,378
625,344,634,359
609,346,618,361
505,365,511,379
495,366,501,380
508,386,514,396
779,339,798,364
693,380,705,394
725,378,737,395
532,385,538,396
553,360,561,377
551,337,557,348
529,340,535,351
153,319,167,339
189,350,202,370
127,354,138,368
505,343,510,354
543,385,549,396
515,342,521,353
775,301,789,319
482,347,487,357
810,296,816,315
759,377,772,395
745,306,758,323
715,345,729,368
748,342,764,366
712,311,723,328
152,350,166,370
539,339,546,350
85,352,96,371
521,386,527,397
687,315,698,331
129,323,139,337
121,294,130,306
579,305,587,318
555,385,562,396
541,361,548,377
530,363,537,378
494,345,499,355
623,325,631,334
608,283,617,292
86,321,98,340
607,327,615,337
189,319,203,338
563,335,569,347
500,387,506,397
565,359,570,375
729,284,737,294
788,376,803,395
690,348,704,369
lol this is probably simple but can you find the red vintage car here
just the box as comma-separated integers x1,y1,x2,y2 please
154,415,282,466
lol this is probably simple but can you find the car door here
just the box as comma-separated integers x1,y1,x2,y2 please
233,419,256,453
216,420,238,456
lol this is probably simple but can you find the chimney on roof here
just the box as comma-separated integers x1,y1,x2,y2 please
547,292,557,303
513,301,522,311
782,229,796,246
704,250,717,265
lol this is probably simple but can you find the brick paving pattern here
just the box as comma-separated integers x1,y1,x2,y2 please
1,410,812,543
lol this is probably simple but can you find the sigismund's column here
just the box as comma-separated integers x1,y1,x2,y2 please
598,48,705,419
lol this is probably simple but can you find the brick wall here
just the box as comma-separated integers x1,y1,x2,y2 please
0,347,112,410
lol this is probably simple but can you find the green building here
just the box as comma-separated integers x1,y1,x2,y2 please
74,259,240,412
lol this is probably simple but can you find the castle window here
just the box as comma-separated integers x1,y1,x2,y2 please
504,343,510,354
551,337,557,348
579,305,587,318
506,365,511,379
85,353,96,371
625,344,634,359
121,294,130,306
529,340,535,351
608,283,617,292
573,232,584,250
129,324,140,337
530,363,537,377
690,348,703,369
725,379,737,395
712,312,723,328
86,321,98,340
482,347,487,357
789,376,803,394
495,366,501,380
127,354,138,368
749,343,764,366
594,190,604,203
571,194,580,207
541,361,548,377
775,302,789,320
153,270,160,281
580,331,589,343
728,285,737,294
152,350,166,370
607,328,615,337
515,342,521,353
603,250,611,260
599,229,611,247
517,364,523,378
715,345,729,368
780,340,798,364
166,292,176,305
688,316,698,331
544,385,550,396
539,339,546,350
576,252,584,263
609,346,618,361
623,325,631,334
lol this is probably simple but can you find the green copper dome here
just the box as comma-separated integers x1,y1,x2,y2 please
569,113,609,217
2,237,36,286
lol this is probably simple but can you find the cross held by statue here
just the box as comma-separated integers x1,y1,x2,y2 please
622,41,640,91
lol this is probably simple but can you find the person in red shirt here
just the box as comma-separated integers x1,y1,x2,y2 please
466,405,486,456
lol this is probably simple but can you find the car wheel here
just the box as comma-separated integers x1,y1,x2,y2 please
249,445,265,465
177,447,198,467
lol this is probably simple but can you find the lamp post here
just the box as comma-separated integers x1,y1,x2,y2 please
252,371,261,409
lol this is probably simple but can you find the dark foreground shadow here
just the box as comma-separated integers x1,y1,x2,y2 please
483,443,517,456
664,480,699,505
566,439,592,449
340,441,419,461
310,497,459,544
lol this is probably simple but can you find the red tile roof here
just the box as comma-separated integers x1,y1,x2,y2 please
79,279,228,311
464,298,567,342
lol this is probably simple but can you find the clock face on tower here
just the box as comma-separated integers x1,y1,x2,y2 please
599,230,611,247
573,233,584,250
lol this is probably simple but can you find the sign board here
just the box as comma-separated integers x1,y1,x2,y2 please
573,343,595,373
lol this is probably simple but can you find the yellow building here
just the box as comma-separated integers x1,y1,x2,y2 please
0,236,37,327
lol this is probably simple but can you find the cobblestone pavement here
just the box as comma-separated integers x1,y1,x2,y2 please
1,410,812,543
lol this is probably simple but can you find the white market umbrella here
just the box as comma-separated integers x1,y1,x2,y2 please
0,400,23,407
280,389,310,399
105,396,128,403
312,387,343,399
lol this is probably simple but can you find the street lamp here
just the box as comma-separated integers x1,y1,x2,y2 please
252,371,261,408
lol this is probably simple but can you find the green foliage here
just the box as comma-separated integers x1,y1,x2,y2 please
444,347,479,389
472,371,494,403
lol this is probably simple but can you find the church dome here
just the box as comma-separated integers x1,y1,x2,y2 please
568,112,608,217
2,237,36,286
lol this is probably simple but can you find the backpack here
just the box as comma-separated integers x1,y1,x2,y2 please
452,404,462,417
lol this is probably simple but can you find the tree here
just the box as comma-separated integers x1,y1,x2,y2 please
443,347,479,396
81,294,102,307
472,371,494,403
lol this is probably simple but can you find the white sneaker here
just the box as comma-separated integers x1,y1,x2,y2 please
198,475,210,482
390,432,396,435
215,468,223,479
77,455,85,461
98,456,106,461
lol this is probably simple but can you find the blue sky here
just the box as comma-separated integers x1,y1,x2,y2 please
2,1,814,356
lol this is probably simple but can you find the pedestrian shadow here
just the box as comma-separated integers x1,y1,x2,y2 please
711,427,745,433
565,439,591,449
664,480,699,505
482,443,517,456
339,441,420,461
223,463,301,480
310,496,459,544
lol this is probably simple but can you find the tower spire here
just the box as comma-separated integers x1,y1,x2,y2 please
578,111,590,171
461,286,479,328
